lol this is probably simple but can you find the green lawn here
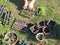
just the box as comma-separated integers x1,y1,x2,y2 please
0,0,60,45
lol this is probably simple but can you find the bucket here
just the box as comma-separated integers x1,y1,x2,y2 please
36,33,44,42
43,26,51,35
30,25,39,34
47,20,56,27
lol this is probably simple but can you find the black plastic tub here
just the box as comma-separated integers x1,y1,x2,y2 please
47,20,56,27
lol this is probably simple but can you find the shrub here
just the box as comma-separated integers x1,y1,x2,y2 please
0,0,7,4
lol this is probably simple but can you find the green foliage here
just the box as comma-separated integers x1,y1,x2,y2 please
0,20,2,26
0,0,60,45
0,0,7,4
39,7,46,14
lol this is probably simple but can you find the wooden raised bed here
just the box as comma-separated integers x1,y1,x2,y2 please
0,4,5,17
12,18,29,31
3,11,12,25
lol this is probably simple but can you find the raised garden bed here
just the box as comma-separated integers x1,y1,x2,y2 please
47,20,56,27
20,10,35,18
3,11,12,25
12,18,29,31
0,4,5,17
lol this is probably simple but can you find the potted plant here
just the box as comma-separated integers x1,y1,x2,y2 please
4,32,18,45
30,25,39,34
47,20,56,27
36,33,44,42
43,26,51,35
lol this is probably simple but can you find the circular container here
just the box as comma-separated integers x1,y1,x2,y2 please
43,26,51,35
4,32,18,45
36,33,44,42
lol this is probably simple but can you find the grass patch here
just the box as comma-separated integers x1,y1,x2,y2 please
0,0,60,45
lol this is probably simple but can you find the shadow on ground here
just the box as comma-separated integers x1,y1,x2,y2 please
19,23,37,41
45,24,60,40
19,23,60,41
9,0,24,10
54,24,60,40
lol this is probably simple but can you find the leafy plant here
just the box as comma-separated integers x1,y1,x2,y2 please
0,0,7,4
39,7,46,15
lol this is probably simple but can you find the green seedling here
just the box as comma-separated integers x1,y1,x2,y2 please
39,7,46,15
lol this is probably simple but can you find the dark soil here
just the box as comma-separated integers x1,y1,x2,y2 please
43,26,51,33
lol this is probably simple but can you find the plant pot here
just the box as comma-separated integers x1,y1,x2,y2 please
30,25,39,34
38,27,43,33
47,20,56,27
36,33,44,42
37,21,44,26
43,26,51,35
37,20,48,27
4,32,18,45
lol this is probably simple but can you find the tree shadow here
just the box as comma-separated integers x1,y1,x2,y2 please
18,23,60,41
9,0,24,10
19,23,37,41
54,24,60,40
44,24,60,40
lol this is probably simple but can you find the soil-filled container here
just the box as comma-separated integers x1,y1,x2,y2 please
30,25,39,34
38,27,43,33
37,21,44,26
36,33,44,42
37,20,48,27
43,26,51,35
47,20,56,27
4,32,18,45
